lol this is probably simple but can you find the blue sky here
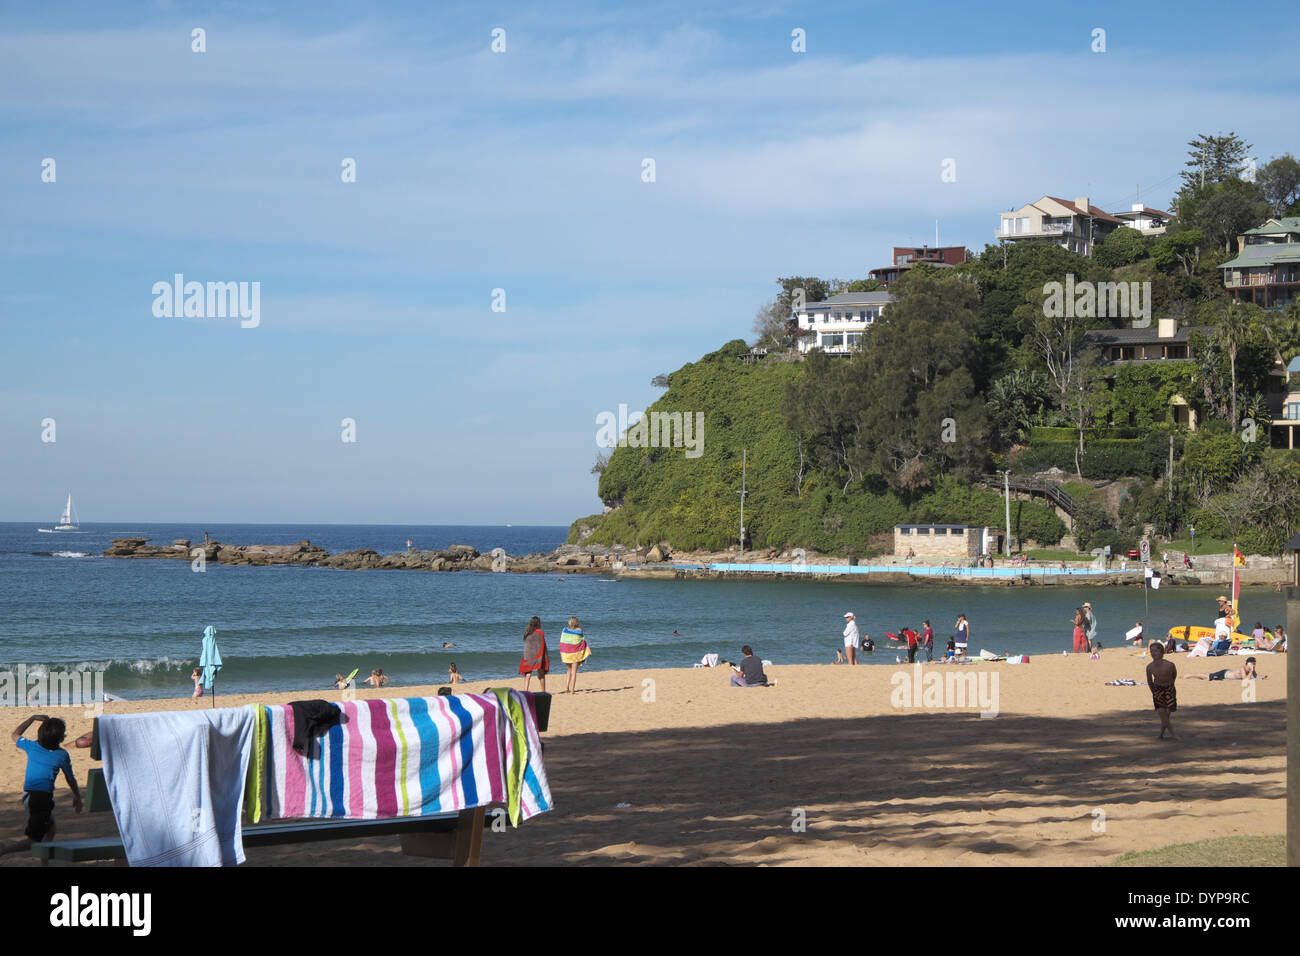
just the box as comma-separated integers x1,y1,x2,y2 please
2,1,1298,524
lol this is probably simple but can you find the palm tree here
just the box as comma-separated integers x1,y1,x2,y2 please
1215,303,1253,434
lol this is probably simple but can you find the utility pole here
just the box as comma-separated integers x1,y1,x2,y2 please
1003,470,1013,558
738,448,747,552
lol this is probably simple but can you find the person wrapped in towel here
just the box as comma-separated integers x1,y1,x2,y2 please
559,616,591,695
519,615,549,693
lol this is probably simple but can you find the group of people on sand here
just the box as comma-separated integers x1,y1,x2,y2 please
518,616,592,695
1070,602,1100,654
835,612,971,664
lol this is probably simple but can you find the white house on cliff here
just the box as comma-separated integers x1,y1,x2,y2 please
796,291,893,354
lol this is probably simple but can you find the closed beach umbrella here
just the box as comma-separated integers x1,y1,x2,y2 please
199,625,222,706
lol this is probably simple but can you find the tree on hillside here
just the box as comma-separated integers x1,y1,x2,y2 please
1172,179,1269,253
1094,227,1150,269
1258,154,1300,217
1215,302,1254,434
1151,229,1204,278
1181,132,1253,190
774,277,832,318
961,241,1105,392
849,271,988,491
986,368,1054,447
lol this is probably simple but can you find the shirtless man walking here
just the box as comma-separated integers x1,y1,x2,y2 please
1146,643,1178,740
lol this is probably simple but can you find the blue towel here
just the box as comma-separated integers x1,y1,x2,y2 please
99,706,256,866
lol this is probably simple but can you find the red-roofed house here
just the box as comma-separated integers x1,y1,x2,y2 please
996,195,1123,257
1114,203,1173,236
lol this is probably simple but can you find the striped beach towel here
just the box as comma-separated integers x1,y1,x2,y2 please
258,692,551,826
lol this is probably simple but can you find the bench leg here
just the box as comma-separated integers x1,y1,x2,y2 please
451,807,484,867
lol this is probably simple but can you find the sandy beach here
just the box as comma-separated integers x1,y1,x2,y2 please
1,652,1285,867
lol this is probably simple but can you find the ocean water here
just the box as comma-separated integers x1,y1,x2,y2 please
0,522,1287,699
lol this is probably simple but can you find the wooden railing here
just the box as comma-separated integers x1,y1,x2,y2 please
978,474,1078,518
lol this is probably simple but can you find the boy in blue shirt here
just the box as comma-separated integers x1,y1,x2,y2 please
1,714,82,856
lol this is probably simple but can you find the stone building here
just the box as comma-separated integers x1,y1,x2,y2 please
893,524,996,561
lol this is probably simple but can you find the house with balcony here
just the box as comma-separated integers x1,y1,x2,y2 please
1268,356,1300,449
1114,203,1173,236
1081,317,1209,365
1220,217,1300,310
795,292,893,354
996,196,1123,257
868,245,967,287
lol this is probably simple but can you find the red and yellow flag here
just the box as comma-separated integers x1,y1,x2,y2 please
1233,546,1245,567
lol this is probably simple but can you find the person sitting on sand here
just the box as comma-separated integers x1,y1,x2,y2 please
448,663,464,685
1145,643,1177,739
363,668,389,688
1185,657,1267,681
191,668,204,699
944,636,956,661
730,646,769,687
1257,625,1285,652
1090,641,1102,660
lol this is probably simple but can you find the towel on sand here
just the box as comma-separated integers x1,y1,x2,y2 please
259,692,551,826
99,706,256,867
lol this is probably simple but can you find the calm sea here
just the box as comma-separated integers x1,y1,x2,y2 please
0,522,1286,699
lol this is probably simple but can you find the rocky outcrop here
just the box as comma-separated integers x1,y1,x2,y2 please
215,540,330,566
104,537,214,560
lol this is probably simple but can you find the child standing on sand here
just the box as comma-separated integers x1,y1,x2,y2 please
191,668,204,698
559,617,591,694
0,715,83,857
1146,643,1178,739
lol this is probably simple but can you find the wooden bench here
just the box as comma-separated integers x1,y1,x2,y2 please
34,691,549,867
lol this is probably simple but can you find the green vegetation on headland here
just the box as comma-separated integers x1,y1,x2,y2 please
573,134,1300,555
572,338,1067,552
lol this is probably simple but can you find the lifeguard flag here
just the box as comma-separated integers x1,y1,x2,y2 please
1233,546,1245,567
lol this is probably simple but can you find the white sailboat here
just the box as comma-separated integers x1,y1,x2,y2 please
38,493,82,533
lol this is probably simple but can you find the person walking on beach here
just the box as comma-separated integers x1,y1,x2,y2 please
559,616,591,694
922,620,934,662
842,612,860,665
1146,643,1177,739
0,715,82,857
954,614,969,659
519,616,549,692
1072,608,1088,654
190,667,204,698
